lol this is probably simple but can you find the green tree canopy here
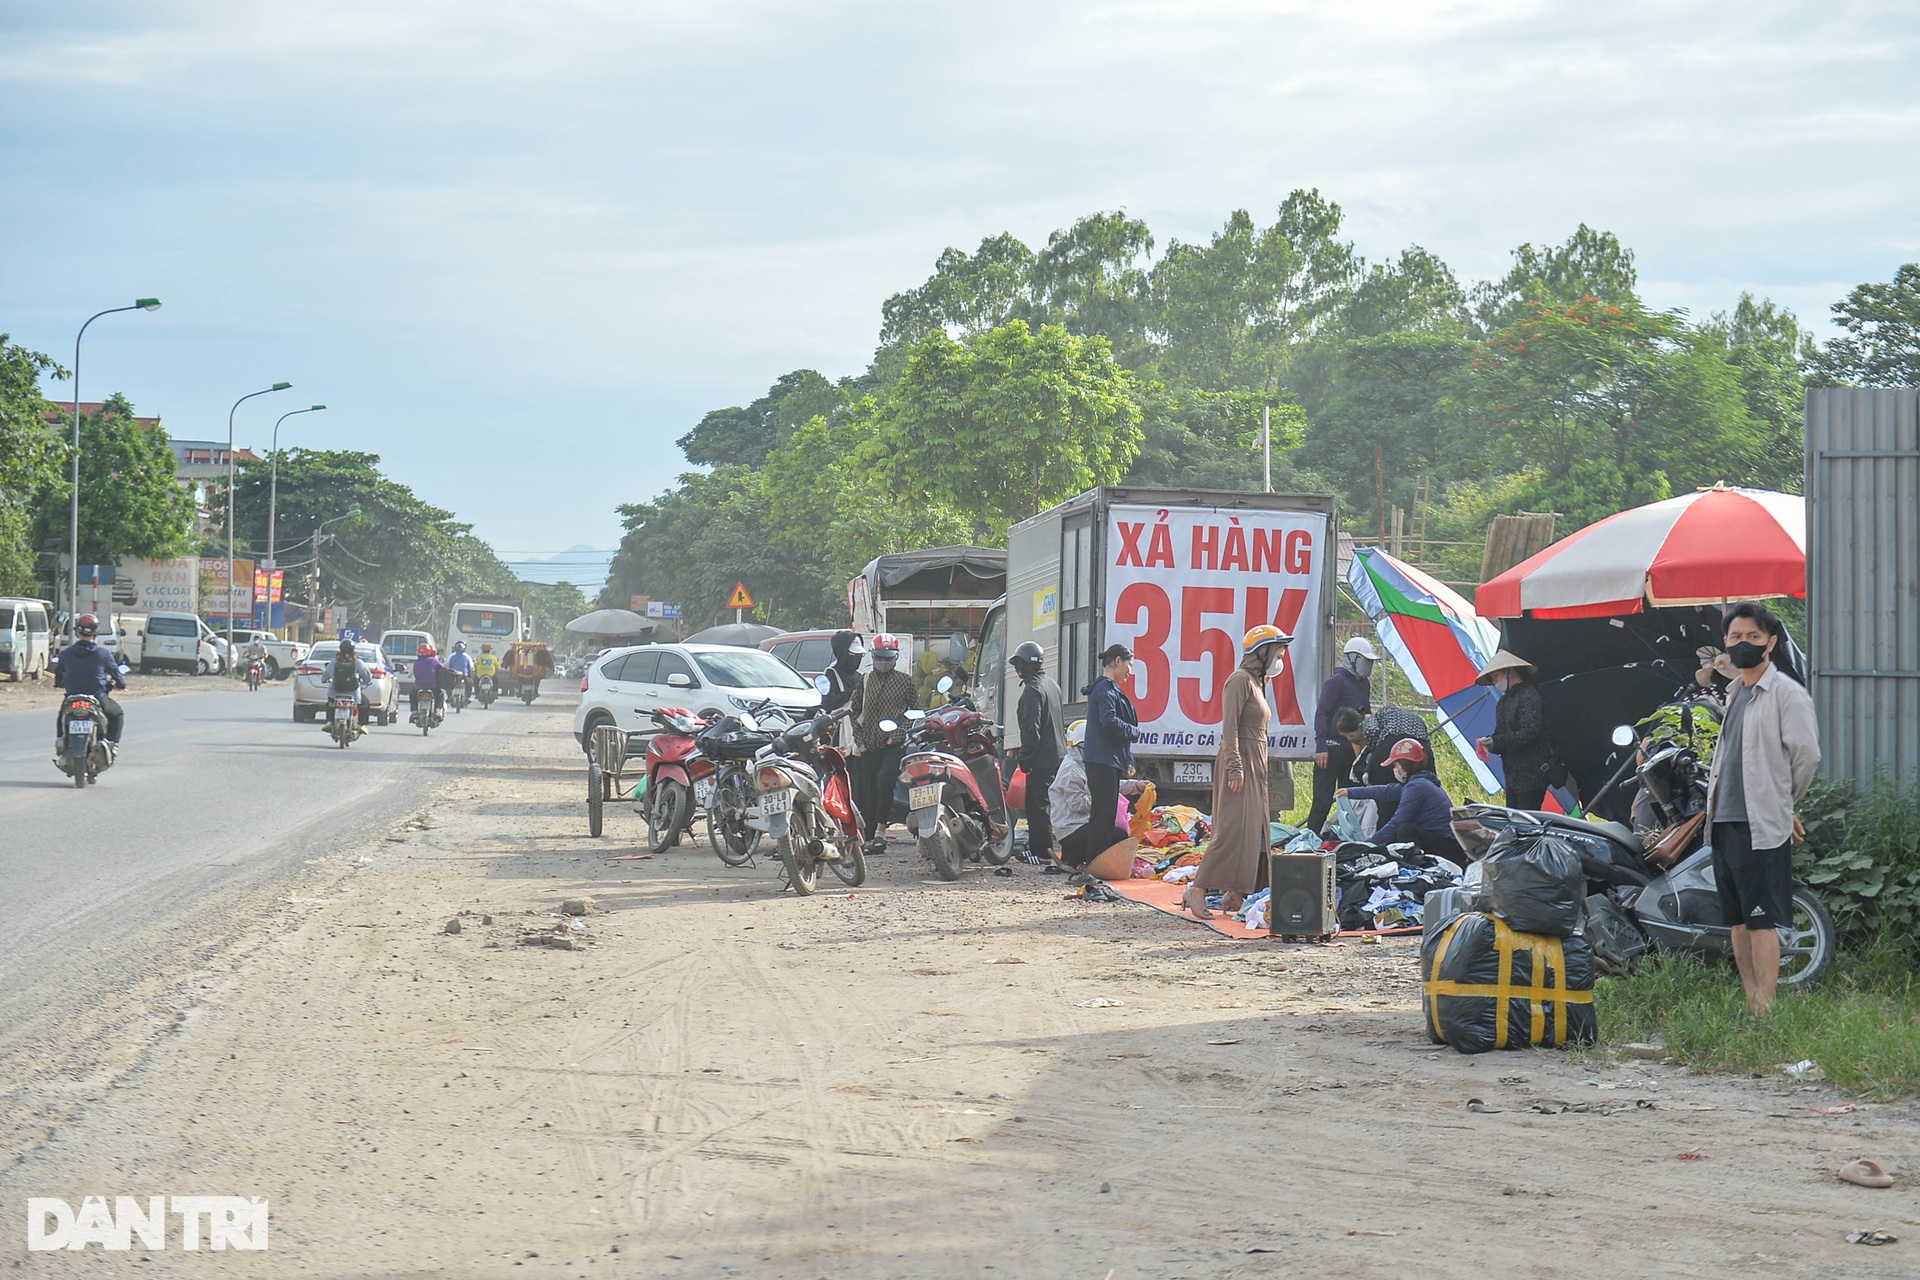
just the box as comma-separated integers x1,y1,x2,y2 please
1817,262,1920,387
526,581,592,649
31,392,195,567
0,336,62,594
675,369,851,468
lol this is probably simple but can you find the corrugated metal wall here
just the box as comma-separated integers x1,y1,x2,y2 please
1805,388,1920,787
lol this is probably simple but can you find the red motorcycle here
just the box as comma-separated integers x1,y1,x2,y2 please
756,705,866,894
641,706,715,854
897,676,1014,880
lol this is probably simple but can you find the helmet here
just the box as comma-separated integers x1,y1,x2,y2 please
1243,624,1292,655
74,613,99,637
453,641,466,652
871,633,901,662
417,643,436,657
1010,640,1044,675
1343,637,1381,660
1065,719,1087,748
1385,738,1428,767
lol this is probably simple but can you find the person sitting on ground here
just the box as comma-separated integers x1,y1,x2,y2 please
1049,719,1147,881
1336,738,1463,861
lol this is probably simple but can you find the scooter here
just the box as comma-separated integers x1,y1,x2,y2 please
639,706,716,854
56,680,123,787
752,704,864,895
328,692,361,748
449,679,470,713
409,691,444,736
1449,723,1837,988
893,676,1014,881
477,674,496,709
696,700,787,867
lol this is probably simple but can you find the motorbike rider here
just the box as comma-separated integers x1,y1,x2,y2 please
447,640,476,697
411,644,448,718
1011,641,1067,864
322,639,375,735
52,614,126,753
473,643,500,684
849,632,919,855
819,630,865,714
242,633,271,677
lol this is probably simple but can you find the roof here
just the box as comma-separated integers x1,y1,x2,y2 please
859,545,1007,591
45,403,162,432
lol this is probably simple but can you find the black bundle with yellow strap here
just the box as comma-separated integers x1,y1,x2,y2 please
1421,912,1597,1054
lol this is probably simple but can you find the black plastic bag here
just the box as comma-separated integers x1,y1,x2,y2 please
1421,911,1597,1054
1480,827,1585,937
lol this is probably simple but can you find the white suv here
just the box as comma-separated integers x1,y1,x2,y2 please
573,643,820,747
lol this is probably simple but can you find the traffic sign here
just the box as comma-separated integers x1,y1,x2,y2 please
726,583,755,610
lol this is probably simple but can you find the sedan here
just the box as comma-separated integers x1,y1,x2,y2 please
293,640,402,725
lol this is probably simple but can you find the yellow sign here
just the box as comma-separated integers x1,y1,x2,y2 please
726,583,756,610
1032,586,1058,630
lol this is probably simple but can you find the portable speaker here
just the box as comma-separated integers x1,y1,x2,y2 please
1268,851,1339,939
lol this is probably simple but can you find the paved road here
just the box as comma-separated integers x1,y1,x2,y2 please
0,679,580,1137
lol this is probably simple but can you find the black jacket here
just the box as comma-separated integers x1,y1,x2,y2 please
54,640,124,699
1016,672,1067,772
1488,679,1555,790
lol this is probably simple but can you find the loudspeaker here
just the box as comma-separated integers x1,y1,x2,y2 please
1268,851,1339,939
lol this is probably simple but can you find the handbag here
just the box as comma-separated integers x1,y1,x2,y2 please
1642,811,1706,870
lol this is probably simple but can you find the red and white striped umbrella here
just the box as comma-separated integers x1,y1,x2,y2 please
1478,485,1805,619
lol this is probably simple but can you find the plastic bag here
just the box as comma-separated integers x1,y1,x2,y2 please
1481,828,1586,938
1421,912,1597,1054
1330,796,1367,844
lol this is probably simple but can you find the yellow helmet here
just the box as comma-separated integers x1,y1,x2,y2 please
1243,624,1292,655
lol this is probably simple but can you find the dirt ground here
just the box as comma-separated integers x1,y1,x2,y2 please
0,665,236,707
7,704,1918,1278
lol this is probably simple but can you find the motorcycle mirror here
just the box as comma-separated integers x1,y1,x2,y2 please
738,713,760,733
1610,724,1635,747
905,708,927,722
878,718,899,733
1681,706,1694,735
813,673,831,695
936,675,954,694
117,664,131,676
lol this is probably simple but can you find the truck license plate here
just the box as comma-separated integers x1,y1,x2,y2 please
761,788,793,815
1172,760,1213,786
910,783,941,811
67,720,93,735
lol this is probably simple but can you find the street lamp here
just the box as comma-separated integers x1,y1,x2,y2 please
67,298,161,626
226,382,292,633
309,508,360,638
265,404,326,634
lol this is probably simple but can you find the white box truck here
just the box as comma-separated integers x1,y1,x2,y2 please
980,486,1338,809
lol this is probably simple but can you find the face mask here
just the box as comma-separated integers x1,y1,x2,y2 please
1347,655,1373,678
1393,765,1409,783
1727,640,1770,669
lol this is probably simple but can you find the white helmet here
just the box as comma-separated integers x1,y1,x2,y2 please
1343,637,1381,660
1065,719,1087,748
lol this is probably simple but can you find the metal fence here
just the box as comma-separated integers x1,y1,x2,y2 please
1806,388,1920,789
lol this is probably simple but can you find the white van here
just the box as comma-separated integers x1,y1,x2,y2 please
138,610,210,674
0,597,52,681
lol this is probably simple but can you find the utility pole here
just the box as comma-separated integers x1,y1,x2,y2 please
1261,405,1272,493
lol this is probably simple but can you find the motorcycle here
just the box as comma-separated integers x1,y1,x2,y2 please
409,691,444,736
639,706,716,855
477,674,496,709
1449,722,1837,988
449,679,470,713
754,702,865,895
56,675,124,787
328,692,361,748
893,675,1014,881
243,655,265,692
696,700,789,867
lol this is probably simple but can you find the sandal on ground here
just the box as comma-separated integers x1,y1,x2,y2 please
1182,882,1214,919
1838,1158,1895,1189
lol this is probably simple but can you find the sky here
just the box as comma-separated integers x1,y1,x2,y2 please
3,1,1916,558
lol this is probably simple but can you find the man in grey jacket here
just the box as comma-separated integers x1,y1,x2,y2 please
1703,601,1821,1016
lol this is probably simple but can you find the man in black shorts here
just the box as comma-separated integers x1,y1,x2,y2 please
1703,602,1821,1016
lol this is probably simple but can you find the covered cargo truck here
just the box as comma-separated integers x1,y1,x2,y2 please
847,545,1006,658
983,487,1337,809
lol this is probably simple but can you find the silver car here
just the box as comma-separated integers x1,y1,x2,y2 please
293,640,401,725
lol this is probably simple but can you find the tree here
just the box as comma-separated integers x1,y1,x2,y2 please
676,369,850,468
1457,297,1761,527
884,320,1144,528
1030,211,1156,357
1469,224,1639,334
31,392,195,567
1702,294,1819,492
0,336,61,594
1342,246,1467,338
525,581,591,649
877,233,1038,351
1817,263,1920,387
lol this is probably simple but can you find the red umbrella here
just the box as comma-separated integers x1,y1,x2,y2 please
1479,485,1804,619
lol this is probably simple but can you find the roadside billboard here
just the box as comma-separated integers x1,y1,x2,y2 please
72,557,200,617
199,557,255,624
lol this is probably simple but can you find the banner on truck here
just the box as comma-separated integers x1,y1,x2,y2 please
1102,504,1327,759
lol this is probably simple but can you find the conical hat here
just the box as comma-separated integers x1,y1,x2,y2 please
1475,649,1536,685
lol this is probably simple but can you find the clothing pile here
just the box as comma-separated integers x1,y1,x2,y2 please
1139,805,1211,848
1333,841,1466,932
1236,888,1272,932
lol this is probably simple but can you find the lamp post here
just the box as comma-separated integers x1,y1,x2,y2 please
226,382,292,633
265,404,326,634
309,508,359,638
67,299,161,627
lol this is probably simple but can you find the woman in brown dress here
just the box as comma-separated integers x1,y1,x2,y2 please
1185,625,1291,918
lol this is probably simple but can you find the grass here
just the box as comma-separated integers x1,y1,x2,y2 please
1595,933,1920,1100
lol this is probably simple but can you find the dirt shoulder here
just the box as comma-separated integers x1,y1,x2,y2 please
6,705,1917,1278
0,667,238,708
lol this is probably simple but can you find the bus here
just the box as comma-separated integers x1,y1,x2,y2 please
446,598,525,655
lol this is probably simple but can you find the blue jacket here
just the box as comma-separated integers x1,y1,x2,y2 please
1349,771,1454,845
447,651,475,677
1313,667,1371,751
54,640,124,699
1081,675,1138,772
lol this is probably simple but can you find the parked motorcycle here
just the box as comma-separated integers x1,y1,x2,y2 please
755,702,865,894
696,701,788,866
56,672,126,786
328,692,362,748
477,674,496,709
892,676,1014,881
1449,723,1836,988
639,706,716,854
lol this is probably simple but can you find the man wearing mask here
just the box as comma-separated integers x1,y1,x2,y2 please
1705,601,1820,1016
1475,650,1555,811
849,633,918,855
1011,641,1067,864
1310,637,1378,831
819,630,865,714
